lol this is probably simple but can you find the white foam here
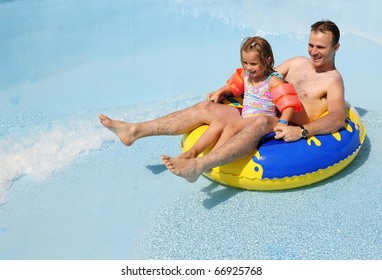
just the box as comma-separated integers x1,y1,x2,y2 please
0,95,204,204
0,114,112,204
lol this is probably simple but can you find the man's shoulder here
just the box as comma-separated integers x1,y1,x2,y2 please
283,56,310,69
276,56,308,73
326,68,344,83
289,56,310,64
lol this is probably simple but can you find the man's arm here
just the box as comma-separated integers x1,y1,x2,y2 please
275,57,306,79
275,75,345,142
275,59,291,78
303,77,346,136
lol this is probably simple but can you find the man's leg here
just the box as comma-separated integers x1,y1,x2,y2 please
162,115,277,182
99,101,241,146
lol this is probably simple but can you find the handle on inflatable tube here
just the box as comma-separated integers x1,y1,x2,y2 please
271,83,303,112
226,68,244,96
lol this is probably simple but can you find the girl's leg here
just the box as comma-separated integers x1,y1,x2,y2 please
209,117,256,153
180,120,226,159
161,115,278,183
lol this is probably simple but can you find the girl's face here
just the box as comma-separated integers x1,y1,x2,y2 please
241,50,266,81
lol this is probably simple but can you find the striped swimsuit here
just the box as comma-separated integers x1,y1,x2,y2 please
241,72,283,118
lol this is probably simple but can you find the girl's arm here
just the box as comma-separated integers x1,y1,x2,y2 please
207,68,245,103
274,107,294,133
207,84,232,103
268,75,297,134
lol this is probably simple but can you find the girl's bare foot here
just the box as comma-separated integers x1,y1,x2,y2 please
161,155,202,183
178,149,199,159
98,114,136,146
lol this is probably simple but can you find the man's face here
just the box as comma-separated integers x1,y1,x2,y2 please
308,31,339,68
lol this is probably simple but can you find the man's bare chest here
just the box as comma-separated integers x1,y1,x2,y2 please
288,72,327,100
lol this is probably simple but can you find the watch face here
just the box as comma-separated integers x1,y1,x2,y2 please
302,129,309,138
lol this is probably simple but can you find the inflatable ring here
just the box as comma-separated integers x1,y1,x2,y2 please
181,97,366,191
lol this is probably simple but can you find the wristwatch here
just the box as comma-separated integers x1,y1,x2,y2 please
299,125,309,139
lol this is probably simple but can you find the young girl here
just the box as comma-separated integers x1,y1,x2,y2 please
179,36,302,159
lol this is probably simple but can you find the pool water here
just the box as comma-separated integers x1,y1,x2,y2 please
0,0,381,260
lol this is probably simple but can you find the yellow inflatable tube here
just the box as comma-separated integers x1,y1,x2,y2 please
181,100,366,191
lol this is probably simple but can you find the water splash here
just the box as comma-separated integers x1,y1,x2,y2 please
0,113,111,204
0,95,204,204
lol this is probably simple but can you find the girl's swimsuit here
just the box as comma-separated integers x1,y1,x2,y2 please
241,72,283,118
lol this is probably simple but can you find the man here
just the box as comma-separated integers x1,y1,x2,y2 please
160,20,346,182
99,20,345,183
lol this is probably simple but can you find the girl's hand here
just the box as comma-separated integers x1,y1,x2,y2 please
207,91,224,103
274,125,302,142
273,122,287,133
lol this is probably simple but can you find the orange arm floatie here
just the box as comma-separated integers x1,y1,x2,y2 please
271,83,303,112
226,68,244,96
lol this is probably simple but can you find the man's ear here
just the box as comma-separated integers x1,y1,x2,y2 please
334,43,340,52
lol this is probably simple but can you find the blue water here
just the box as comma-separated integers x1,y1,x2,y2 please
0,0,381,260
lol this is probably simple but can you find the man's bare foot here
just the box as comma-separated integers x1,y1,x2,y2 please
161,155,202,183
98,114,136,146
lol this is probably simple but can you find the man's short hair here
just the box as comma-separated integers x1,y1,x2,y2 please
311,20,340,46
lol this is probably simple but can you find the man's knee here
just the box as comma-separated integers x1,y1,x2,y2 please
195,101,228,118
194,100,211,110
192,101,213,115
247,115,274,131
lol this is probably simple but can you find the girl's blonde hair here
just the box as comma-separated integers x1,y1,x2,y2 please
240,36,275,77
